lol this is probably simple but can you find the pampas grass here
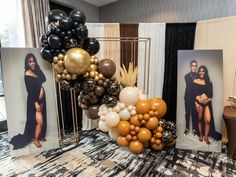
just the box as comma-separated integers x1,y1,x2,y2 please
119,63,138,87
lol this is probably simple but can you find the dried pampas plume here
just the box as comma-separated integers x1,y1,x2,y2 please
119,63,138,87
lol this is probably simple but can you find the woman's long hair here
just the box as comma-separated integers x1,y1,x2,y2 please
25,53,46,83
197,65,211,85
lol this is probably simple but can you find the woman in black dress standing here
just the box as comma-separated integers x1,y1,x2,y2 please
193,65,221,145
10,53,47,149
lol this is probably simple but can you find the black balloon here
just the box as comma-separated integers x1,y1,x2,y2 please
64,38,78,49
40,34,48,44
107,82,121,96
162,131,174,145
59,17,72,31
69,9,86,25
85,105,99,119
101,95,117,107
83,78,96,92
75,25,88,39
46,9,67,24
48,34,62,48
40,48,53,62
82,38,100,55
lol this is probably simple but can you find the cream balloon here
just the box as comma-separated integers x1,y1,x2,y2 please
64,48,91,75
99,121,111,132
119,87,139,106
99,104,108,112
106,112,120,127
108,127,119,141
119,108,131,120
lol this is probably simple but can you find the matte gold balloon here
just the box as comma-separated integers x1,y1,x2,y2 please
94,76,99,81
84,72,89,78
62,74,66,79
149,98,167,118
145,117,158,130
129,140,143,154
58,53,64,60
117,136,129,147
137,128,152,143
64,48,91,75
117,121,130,136
151,143,164,151
136,100,151,114
98,73,104,79
130,115,141,126
53,56,58,64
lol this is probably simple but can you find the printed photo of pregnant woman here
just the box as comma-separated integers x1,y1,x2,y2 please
1,48,59,157
176,50,223,152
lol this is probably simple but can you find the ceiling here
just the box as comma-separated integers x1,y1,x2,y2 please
83,0,118,7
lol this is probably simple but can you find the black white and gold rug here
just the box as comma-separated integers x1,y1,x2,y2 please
0,130,235,176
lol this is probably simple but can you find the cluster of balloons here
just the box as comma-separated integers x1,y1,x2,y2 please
40,9,99,62
78,58,122,119
98,86,177,154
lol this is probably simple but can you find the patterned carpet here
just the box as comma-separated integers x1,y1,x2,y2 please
0,130,235,177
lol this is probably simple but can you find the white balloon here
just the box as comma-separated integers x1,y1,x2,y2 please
139,93,148,100
119,108,131,120
106,112,120,127
108,108,113,112
100,115,106,121
130,110,137,115
127,105,134,112
119,87,139,106
119,103,125,110
113,106,121,113
99,104,108,112
108,127,119,141
99,121,111,132
98,112,103,117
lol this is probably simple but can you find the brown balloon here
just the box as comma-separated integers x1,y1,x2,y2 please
64,48,91,75
85,104,99,119
89,95,98,104
129,140,144,154
137,128,152,143
94,86,105,96
97,59,116,78
136,100,151,114
145,117,158,130
117,121,130,136
117,136,129,147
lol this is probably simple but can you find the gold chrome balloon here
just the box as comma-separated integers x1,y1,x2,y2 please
64,48,91,75
94,76,99,81
62,74,66,79
54,64,64,74
94,58,98,64
72,74,77,80
53,56,58,64
63,69,69,75
58,60,64,66
66,74,72,80
58,53,64,60
89,64,97,71
56,74,62,80
90,58,95,64
90,71,95,77
83,72,89,78
98,73,104,79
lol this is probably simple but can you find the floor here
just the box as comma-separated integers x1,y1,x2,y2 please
0,130,235,177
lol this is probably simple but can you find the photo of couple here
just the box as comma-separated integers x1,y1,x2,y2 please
176,50,223,152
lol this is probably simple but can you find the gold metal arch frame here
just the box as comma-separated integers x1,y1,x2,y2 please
56,37,151,145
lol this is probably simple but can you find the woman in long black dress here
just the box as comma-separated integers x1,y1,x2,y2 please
10,53,47,149
193,65,221,145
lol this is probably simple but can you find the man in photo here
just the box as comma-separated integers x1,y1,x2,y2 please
184,60,198,136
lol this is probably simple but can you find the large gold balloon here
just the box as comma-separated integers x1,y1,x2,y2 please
64,48,91,75
149,98,167,118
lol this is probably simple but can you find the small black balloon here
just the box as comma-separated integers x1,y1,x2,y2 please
40,48,53,62
59,17,72,31
64,38,78,49
101,95,117,107
46,9,67,24
40,34,48,44
83,78,96,92
48,34,62,48
75,25,88,39
69,9,86,24
107,82,121,96
83,38,100,55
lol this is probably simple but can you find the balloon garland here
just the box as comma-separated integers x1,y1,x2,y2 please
40,9,177,154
